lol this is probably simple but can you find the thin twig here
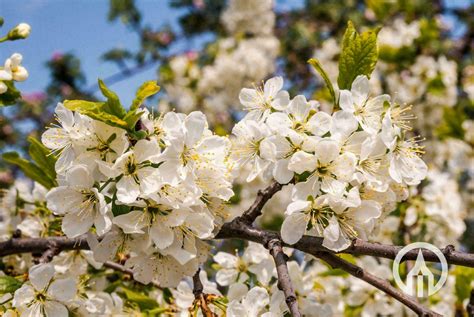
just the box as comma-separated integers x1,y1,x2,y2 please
267,239,301,317
216,223,474,268
0,235,89,257
3,227,474,268
314,252,441,317
192,268,217,317
104,261,163,290
38,240,59,264
239,180,289,224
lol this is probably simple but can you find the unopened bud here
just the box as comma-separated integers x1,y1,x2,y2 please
7,23,31,40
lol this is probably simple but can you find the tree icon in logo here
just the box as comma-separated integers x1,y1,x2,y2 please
393,242,448,297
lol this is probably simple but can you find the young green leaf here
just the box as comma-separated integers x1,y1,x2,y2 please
98,79,126,118
0,81,21,107
0,276,22,294
131,81,160,111
124,109,145,131
28,136,57,182
121,287,159,310
2,152,56,189
308,58,336,105
454,266,474,304
64,100,128,129
337,21,380,90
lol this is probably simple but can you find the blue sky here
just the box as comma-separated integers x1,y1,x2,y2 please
1,1,189,105
1,0,469,106
1,0,304,106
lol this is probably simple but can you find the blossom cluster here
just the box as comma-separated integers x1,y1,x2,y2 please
2,2,473,315
0,53,28,95
231,75,427,251
159,0,278,124
0,22,30,96
40,104,233,288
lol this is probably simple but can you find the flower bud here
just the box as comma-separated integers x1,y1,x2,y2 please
7,23,31,40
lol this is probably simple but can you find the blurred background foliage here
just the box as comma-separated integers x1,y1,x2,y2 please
0,0,473,249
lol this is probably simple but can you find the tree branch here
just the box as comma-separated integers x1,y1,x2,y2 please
192,268,217,317
314,251,441,317
38,240,60,264
3,225,474,267
0,235,89,257
217,222,474,267
1,179,474,315
239,180,288,224
267,238,301,317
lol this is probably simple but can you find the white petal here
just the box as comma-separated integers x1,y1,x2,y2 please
239,88,259,107
150,222,174,250
43,301,69,317
322,216,350,251
55,146,76,173
47,278,76,302
338,90,355,113
286,200,310,215
113,210,148,234
29,263,54,291
41,128,70,150
351,75,370,105
216,269,239,286
62,210,94,238
307,111,332,136
243,287,269,316
55,103,75,129
272,90,290,110
213,252,238,268
94,211,112,236
331,111,359,140
227,301,246,317
332,152,357,181
46,187,84,215
264,76,283,99
116,176,140,204
288,151,317,174
227,283,248,302
288,95,310,121
185,212,214,239
13,285,35,307
185,111,206,146
281,213,308,245
65,165,94,188
134,139,161,163
273,159,293,184
266,113,291,134
314,140,340,165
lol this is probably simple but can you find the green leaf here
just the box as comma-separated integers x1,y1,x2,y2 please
64,100,129,129
0,81,21,107
98,79,126,118
2,152,56,189
0,276,22,294
308,58,336,105
337,21,380,90
124,109,145,130
121,287,159,310
318,268,349,277
454,266,474,304
131,81,160,111
28,137,57,182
